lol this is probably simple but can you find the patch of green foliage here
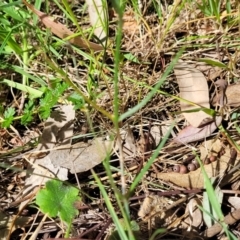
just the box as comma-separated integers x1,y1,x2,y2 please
39,82,68,119
36,179,80,225
2,107,15,128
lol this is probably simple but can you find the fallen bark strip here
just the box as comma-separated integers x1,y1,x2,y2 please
201,208,240,238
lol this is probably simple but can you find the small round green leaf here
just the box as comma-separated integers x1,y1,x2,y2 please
36,180,80,224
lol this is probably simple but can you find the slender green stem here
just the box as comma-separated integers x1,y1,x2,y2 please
92,168,131,240
119,49,184,121
128,123,174,195
111,2,132,235
64,221,72,238
22,28,29,86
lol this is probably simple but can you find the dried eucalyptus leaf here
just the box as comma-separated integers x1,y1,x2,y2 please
228,196,240,209
174,116,222,144
23,1,103,51
212,84,240,107
183,198,203,229
19,105,75,210
174,62,212,127
154,143,230,188
50,137,114,173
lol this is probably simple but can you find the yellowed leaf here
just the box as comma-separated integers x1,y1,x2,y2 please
174,62,212,127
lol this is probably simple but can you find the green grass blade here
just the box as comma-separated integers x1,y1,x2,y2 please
195,154,235,238
119,49,184,122
2,79,43,98
129,123,174,194
92,170,130,240
11,65,47,86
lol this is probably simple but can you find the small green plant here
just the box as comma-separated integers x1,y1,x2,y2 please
21,99,35,125
2,106,15,128
197,0,221,22
36,179,80,237
38,82,68,119
195,153,238,240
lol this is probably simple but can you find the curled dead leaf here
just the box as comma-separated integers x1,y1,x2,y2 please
173,116,222,144
154,142,230,188
212,83,240,107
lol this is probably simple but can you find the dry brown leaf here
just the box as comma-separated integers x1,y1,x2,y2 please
50,137,114,173
228,196,240,209
138,195,173,228
138,195,169,221
113,128,136,159
118,127,156,159
150,125,161,146
173,116,222,144
182,198,203,230
23,0,103,51
212,83,240,107
199,138,223,160
124,126,137,157
122,11,139,34
136,130,156,155
154,141,230,188
86,0,107,44
174,62,212,127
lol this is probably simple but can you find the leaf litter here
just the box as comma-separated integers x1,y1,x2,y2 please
174,62,212,128
2,1,240,239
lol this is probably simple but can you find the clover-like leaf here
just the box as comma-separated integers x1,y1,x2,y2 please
36,180,80,224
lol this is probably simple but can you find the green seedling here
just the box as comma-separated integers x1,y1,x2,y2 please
36,180,80,238
108,219,140,240
2,107,15,128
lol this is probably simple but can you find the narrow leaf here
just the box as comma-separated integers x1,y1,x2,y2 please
2,79,43,98
22,0,103,51
198,58,228,69
203,183,224,227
